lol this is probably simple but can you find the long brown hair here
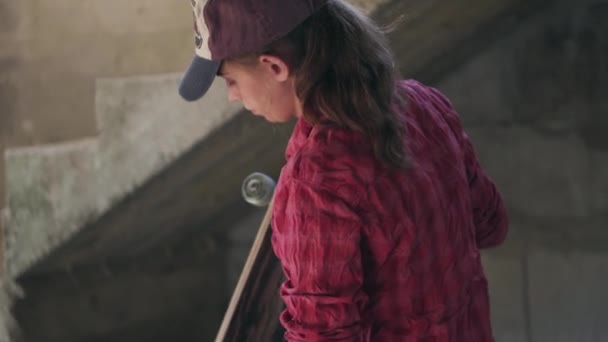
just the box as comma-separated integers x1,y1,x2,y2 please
238,0,408,168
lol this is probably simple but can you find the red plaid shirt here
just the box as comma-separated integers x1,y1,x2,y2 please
271,80,508,341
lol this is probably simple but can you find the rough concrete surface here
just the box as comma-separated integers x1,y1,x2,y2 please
528,247,608,342
438,0,608,220
5,140,99,279
2,0,194,148
0,0,196,277
5,74,240,277
94,73,241,210
481,235,527,342
14,237,226,342
589,150,608,214
434,1,608,340
226,208,267,291
466,127,591,219
0,142,5,210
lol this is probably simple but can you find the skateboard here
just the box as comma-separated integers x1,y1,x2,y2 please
214,173,286,342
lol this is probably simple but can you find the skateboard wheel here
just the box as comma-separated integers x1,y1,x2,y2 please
242,173,275,207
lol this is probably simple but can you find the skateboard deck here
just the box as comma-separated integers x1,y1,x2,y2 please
215,196,285,341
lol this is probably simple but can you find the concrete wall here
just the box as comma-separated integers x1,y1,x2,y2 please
0,0,246,278
0,1,242,339
0,0,195,147
0,0,192,273
436,1,608,340
14,232,228,342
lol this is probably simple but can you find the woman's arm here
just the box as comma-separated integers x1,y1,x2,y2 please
271,178,368,342
424,84,509,249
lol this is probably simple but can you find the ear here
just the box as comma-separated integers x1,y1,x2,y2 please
258,55,291,82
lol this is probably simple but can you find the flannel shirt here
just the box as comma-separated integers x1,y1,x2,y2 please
271,79,508,341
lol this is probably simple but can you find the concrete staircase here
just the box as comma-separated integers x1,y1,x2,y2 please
4,74,241,279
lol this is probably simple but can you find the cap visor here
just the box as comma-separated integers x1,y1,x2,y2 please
179,55,221,102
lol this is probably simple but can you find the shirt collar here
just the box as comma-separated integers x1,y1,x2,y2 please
285,117,313,161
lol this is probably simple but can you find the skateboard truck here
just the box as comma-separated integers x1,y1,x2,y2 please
241,172,276,207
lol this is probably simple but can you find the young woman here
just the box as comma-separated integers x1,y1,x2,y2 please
180,0,509,340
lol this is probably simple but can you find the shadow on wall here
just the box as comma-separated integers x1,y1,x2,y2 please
509,2,608,149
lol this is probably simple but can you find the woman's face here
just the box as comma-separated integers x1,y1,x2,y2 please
218,56,302,123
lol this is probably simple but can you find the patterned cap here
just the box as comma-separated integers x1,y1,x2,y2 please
179,0,327,101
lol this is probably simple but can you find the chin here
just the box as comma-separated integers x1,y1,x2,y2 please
264,116,281,123
257,112,291,123
269,116,293,124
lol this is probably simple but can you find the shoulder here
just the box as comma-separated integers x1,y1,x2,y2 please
397,79,456,111
280,124,375,201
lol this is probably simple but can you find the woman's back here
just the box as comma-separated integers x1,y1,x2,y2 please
271,79,508,341
360,80,506,340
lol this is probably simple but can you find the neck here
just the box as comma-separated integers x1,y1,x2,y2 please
294,96,305,118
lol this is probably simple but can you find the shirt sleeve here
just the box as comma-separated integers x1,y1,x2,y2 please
271,178,368,342
460,131,509,249
422,84,509,249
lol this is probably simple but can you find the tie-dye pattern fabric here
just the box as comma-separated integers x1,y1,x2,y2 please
271,79,508,341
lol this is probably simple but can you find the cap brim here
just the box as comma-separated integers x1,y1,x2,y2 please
179,55,221,102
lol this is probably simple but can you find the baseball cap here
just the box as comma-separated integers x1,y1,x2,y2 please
179,0,328,102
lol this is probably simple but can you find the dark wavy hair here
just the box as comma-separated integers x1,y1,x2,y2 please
236,0,408,168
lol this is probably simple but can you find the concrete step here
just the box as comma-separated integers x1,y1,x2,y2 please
4,73,240,277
